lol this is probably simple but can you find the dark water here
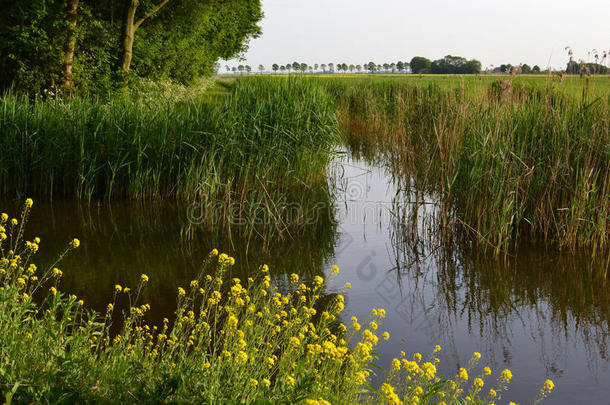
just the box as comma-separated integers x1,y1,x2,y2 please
4,151,609,404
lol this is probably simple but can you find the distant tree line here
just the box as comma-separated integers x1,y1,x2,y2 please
227,55,486,75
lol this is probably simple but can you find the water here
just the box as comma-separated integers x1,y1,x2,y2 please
4,151,609,404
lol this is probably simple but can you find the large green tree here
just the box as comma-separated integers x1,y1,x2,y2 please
0,0,263,93
409,56,431,74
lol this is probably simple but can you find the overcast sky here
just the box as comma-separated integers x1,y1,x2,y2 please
223,0,609,70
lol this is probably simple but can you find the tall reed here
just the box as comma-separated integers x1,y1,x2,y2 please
0,77,340,242
334,79,610,253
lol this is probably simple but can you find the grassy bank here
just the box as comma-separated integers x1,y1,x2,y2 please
0,77,339,242
0,202,554,404
332,78,609,253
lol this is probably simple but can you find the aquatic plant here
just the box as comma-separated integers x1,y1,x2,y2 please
334,78,609,253
0,201,554,403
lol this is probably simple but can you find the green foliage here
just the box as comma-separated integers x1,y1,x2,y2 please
430,55,481,74
0,0,263,94
0,0,68,92
409,57,431,74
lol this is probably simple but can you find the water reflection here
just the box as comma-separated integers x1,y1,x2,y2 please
331,146,610,404
2,142,609,404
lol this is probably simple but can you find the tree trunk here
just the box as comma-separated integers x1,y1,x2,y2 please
62,0,80,90
119,0,139,77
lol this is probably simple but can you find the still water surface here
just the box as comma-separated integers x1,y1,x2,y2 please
7,151,609,404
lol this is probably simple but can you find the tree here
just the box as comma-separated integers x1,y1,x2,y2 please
272,63,279,73
300,63,307,72
396,61,405,72
521,64,532,74
119,0,171,79
62,0,80,89
367,61,376,72
245,65,251,74
321,64,327,73
314,64,319,71
238,65,245,74
279,65,286,73
532,65,541,73
382,63,389,72
1,0,264,92
409,56,431,73
292,61,300,72
258,64,264,73
356,64,362,72
349,64,355,73
328,63,334,73
225,65,230,72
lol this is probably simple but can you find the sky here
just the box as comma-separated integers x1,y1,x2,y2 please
222,0,610,71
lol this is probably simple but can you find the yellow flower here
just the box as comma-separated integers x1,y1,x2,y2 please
25,198,34,208
458,367,468,381
474,377,484,388
141,274,149,282
473,351,481,360
0,213,8,223
262,378,271,388
284,375,295,387
107,303,114,312
489,388,497,398
331,265,339,275
434,344,442,352
413,352,422,362
290,273,299,283
260,264,269,273
52,268,63,277
382,331,390,340
391,358,400,371
178,287,186,296
484,366,492,375
78,299,84,306
369,321,378,330
115,284,122,293
501,369,513,382
249,378,258,387
50,286,57,296
72,238,80,248
345,282,352,288
210,248,219,256
543,379,554,391
11,218,18,226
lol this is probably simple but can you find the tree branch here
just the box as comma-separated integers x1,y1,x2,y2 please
133,0,169,30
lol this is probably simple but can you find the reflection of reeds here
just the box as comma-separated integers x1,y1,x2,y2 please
335,79,609,254
387,196,610,375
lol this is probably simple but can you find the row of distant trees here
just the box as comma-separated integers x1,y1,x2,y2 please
220,55,551,75
221,56,610,76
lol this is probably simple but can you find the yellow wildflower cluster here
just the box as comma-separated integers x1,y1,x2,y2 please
0,201,555,404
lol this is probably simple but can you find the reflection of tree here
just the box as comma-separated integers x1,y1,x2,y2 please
387,184,610,376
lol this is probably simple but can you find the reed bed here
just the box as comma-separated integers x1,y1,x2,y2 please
333,79,610,253
0,77,340,242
